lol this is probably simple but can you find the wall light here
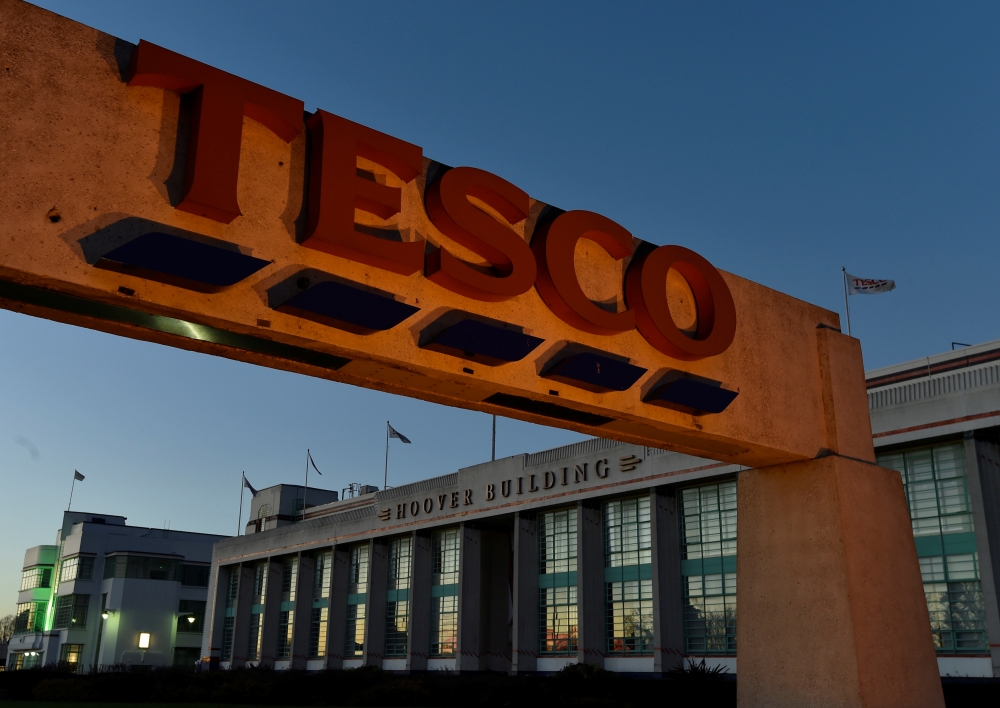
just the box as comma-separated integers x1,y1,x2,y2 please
138,632,150,649
101,609,115,620
187,615,196,624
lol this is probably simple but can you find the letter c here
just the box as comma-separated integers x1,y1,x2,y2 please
532,210,636,335
625,245,736,360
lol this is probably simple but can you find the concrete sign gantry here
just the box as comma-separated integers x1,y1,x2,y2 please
0,2,943,705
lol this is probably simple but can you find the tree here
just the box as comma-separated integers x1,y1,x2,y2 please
0,613,14,643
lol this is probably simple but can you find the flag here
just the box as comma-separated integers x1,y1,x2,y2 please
73,470,85,481
308,450,322,476
242,473,259,497
846,273,896,295
388,422,411,444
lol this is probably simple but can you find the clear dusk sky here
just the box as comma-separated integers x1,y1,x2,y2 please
2,1,998,609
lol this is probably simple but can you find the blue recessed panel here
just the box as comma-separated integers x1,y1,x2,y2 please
645,377,738,415
278,280,419,335
96,232,270,292
423,319,543,366
543,352,647,393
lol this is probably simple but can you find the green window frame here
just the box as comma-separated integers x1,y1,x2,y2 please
13,601,46,634
604,496,653,655
20,566,53,590
385,536,412,658
53,594,89,630
344,545,370,658
878,443,988,654
680,481,737,656
538,507,578,654
430,529,459,657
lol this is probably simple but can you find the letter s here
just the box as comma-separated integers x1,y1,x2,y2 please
425,167,535,301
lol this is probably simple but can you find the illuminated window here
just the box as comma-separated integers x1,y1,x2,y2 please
20,566,53,590
538,507,578,654
385,537,412,658
604,497,653,655
878,443,988,654
344,545,370,658
309,551,332,658
277,556,297,659
59,556,94,582
680,481,737,656
59,643,83,672
430,529,459,657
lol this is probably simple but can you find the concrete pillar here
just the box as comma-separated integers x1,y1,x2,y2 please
258,557,282,667
964,434,1000,675
228,564,254,668
650,487,683,674
324,545,350,669
576,501,604,666
511,511,538,674
481,528,513,672
737,455,945,708
364,539,389,668
407,531,432,672
201,558,229,670
290,552,314,670
455,522,482,672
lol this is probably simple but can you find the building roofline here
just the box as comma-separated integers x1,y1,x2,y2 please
866,339,1000,389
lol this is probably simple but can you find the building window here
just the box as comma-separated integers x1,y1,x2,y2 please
538,507,578,654
247,560,267,661
181,564,211,587
59,643,83,672
177,600,206,634
878,443,988,654
53,594,90,630
344,545,370,658
604,496,653,655
430,528,460,657
20,566,53,591
257,504,271,520
59,556,95,582
221,569,239,661
103,555,181,581
309,607,328,659
385,536,412,658
309,551,332,659
277,556,297,659
680,481,737,656
13,602,46,634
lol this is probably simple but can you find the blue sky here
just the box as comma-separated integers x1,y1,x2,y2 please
2,1,998,607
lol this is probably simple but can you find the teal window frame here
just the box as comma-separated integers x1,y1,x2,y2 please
604,496,653,655
680,480,737,656
430,529,459,657
538,507,578,655
878,443,988,654
385,536,412,658
344,545,370,658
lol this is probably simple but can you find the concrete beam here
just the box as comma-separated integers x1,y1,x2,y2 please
455,522,482,672
202,557,229,670
512,512,539,674
228,564,254,668
324,545,350,669
577,502,604,666
965,434,1000,676
290,552,314,669
258,557,283,667
407,531,432,672
650,487,683,673
364,539,389,668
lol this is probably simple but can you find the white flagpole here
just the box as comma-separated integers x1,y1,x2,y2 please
67,474,76,512
384,422,390,490
237,472,245,536
841,267,852,337
492,414,496,461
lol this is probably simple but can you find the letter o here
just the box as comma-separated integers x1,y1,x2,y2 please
625,245,736,360
410,500,420,516
533,210,636,335
423,498,433,513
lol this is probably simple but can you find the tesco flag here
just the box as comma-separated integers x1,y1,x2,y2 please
846,273,896,295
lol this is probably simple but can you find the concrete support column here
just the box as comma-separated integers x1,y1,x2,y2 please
364,539,389,668
576,501,604,666
737,455,944,708
511,511,538,674
963,434,1000,675
258,557,282,667
455,522,482,672
290,552,314,670
650,487,683,674
324,545,350,669
202,557,230,670
481,528,513,672
228,564,254,668
407,531,432,672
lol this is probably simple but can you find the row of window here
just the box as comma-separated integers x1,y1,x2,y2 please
218,441,991,661
19,556,209,591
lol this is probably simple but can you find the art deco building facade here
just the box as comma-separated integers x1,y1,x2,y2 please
8,511,226,671
201,339,1000,677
